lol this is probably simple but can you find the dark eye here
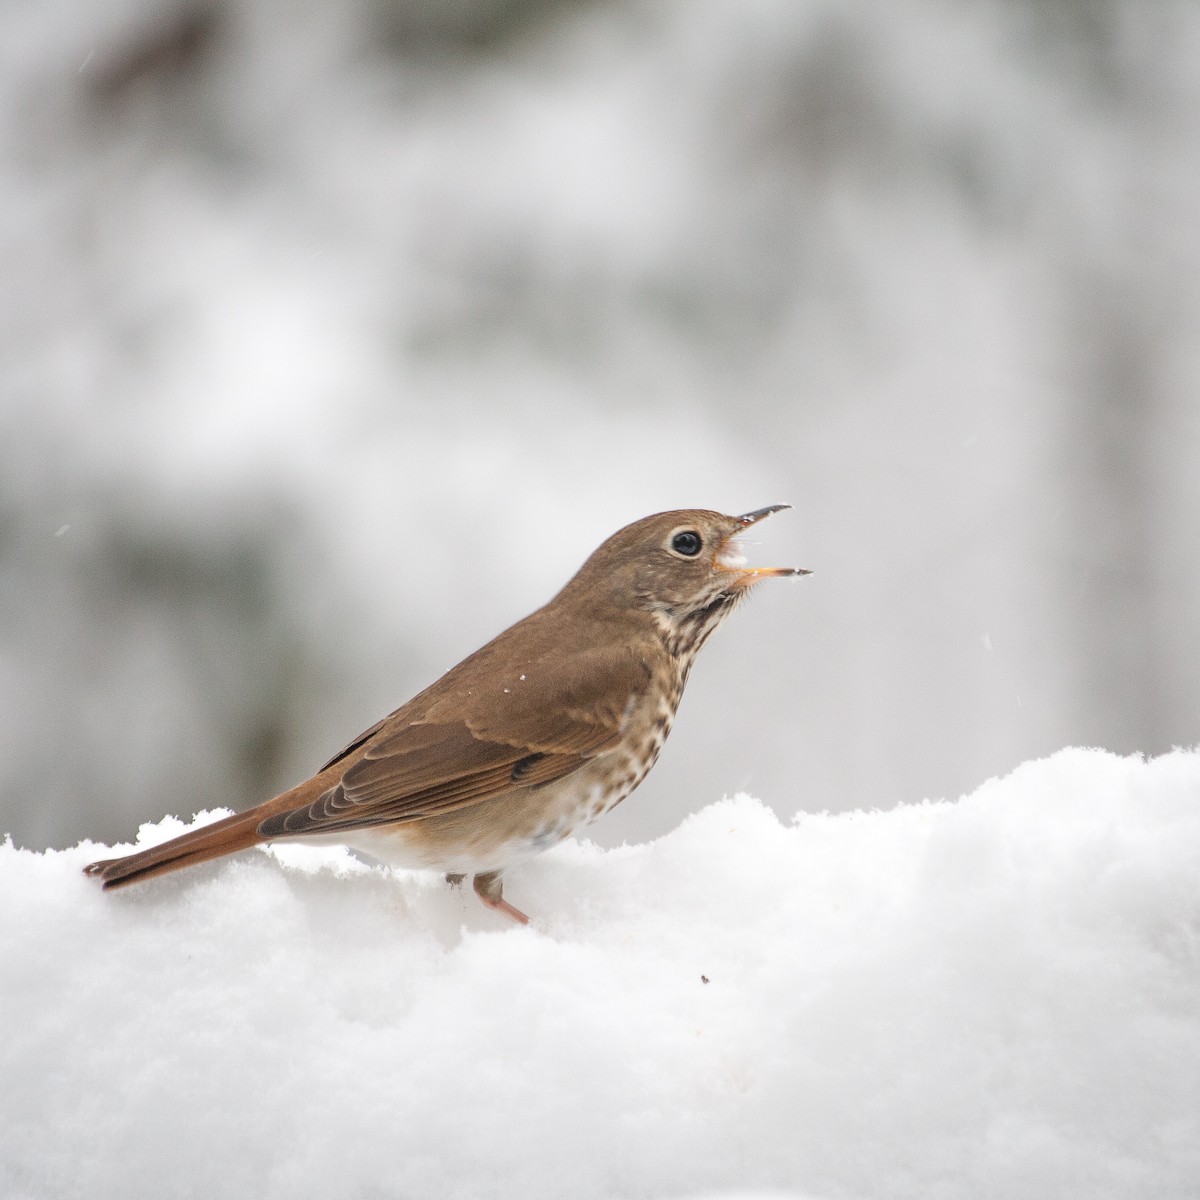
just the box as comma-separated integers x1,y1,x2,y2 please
671,530,703,557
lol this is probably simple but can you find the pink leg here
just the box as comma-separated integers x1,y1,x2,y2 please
472,871,530,926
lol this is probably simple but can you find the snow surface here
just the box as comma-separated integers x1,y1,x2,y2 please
3,747,1199,1200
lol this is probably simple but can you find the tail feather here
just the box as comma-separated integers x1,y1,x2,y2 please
83,809,266,890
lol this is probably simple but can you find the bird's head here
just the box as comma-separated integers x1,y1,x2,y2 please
561,506,809,655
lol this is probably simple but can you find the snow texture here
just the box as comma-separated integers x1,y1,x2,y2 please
3,748,1199,1200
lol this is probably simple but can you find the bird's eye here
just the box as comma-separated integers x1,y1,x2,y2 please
671,530,703,557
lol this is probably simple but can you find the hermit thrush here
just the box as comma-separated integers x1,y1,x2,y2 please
85,507,807,923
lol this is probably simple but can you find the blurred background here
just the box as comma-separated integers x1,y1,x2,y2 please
3,0,1198,853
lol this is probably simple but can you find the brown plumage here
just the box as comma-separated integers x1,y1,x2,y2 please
84,506,807,923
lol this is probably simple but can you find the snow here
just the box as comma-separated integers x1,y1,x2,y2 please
3,747,1199,1200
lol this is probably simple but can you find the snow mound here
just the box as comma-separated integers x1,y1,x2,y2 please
3,748,1199,1200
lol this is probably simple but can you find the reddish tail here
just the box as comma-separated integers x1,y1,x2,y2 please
83,808,267,890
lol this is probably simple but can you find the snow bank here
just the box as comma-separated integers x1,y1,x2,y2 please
3,748,1199,1200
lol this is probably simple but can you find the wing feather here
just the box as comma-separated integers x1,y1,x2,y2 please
258,647,651,840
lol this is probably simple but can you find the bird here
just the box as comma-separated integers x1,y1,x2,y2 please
84,506,808,923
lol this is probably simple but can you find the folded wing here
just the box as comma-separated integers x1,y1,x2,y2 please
258,646,651,838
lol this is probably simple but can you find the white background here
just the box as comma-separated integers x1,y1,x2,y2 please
2,0,1198,852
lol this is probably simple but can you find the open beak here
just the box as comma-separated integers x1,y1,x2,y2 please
717,504,812,586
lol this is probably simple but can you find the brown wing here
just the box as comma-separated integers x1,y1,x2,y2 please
258,646,651,839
